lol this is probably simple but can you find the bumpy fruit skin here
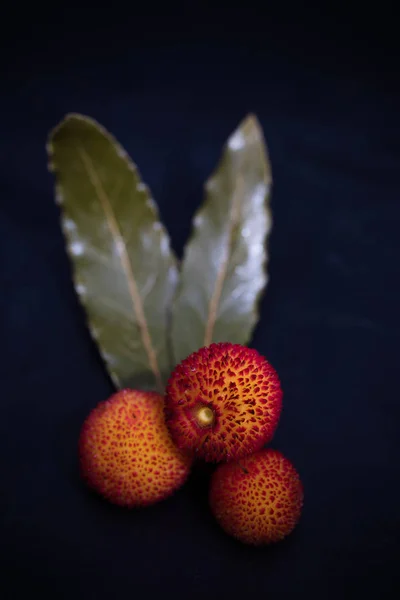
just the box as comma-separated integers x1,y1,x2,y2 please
165,343,282,462
79,389,192,507
209,449,303,545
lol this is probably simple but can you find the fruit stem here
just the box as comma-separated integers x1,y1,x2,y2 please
196,406,215,427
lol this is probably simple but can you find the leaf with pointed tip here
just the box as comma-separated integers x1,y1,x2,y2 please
170,114,272,365
48,114,179,392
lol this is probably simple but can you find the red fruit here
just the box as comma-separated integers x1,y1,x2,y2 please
165,343,282,462
79,389,192,507
209,449,304,545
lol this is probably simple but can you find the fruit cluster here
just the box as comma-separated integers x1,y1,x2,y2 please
79,342,303,545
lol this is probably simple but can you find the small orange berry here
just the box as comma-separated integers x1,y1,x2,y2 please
209,448,304,545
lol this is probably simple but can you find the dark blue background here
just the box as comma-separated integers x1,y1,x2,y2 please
1,5,399,599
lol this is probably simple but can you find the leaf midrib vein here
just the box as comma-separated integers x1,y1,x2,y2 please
77,146,162,392
203,174,244,346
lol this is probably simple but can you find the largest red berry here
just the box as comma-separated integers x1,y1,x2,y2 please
79,389,192,507
165,343,282,462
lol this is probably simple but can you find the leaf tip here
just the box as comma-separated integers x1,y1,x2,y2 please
239,113,263,136
47,112,77,140
242,114,273,185
47,112,103,147
46,113,112,178
243,112,261,129
228,113,264,151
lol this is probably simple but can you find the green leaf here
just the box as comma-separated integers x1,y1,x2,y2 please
170,114,272,365
47,114,179,392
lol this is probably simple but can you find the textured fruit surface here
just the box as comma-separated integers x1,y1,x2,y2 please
209,449,303,545
165,343,282,462
79,389,192,507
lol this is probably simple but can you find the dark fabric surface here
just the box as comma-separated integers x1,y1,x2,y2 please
1,7,399,599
